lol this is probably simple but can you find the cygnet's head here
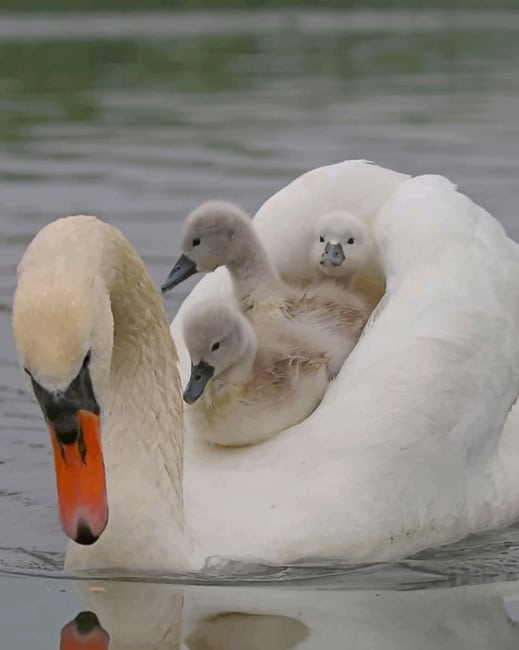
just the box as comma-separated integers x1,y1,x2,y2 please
182,300,257,404
311,210,371,279
161,201,255,293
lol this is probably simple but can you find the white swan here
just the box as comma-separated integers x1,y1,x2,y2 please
182,300,329,447
162,200,370,376
12,160,519,572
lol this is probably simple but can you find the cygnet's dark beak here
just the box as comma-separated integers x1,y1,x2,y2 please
161,254,198,293
183,361,215,404
320,242,345,268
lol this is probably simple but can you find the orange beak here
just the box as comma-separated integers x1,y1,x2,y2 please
60,612,109,650
48,410,108,545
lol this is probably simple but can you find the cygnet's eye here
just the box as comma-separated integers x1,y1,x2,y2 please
347,237,355,244
211,341,220,352
319,235,325,243
192,238,201,247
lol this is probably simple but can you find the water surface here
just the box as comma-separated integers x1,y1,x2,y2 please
1,9,519,647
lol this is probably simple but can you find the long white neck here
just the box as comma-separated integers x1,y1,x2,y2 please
65,225,189,570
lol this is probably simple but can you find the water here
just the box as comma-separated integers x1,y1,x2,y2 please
1,8,519,647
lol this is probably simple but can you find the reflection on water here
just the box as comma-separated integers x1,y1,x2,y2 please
61,612,110,649
1,7,519,648
3,575,519,649
6,529,519,649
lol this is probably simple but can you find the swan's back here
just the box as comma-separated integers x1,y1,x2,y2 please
178,172,519,562
337,175,519,465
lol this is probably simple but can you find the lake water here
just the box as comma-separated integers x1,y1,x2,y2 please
1,8,519,648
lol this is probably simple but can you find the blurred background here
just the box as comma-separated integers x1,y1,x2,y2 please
0,0,518,555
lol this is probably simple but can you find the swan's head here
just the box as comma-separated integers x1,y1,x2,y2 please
311,210,371,279
182,300,257,403
12,216,116,547
161,201,254,293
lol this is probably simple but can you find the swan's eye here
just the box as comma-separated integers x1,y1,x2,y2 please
211,341,220,352
192,238,201,247
23,367,32,378
319,236,325,243
347,237,355,244
83,350,91,367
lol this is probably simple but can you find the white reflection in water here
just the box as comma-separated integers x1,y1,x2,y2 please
56,578,519,650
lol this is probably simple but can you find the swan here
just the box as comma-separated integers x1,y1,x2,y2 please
162,200,370,376
253,159,409,286
310,209,385,307
11,160,519,572
182,299,329,447
312,210,372,282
